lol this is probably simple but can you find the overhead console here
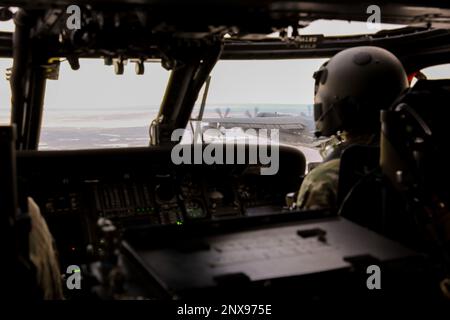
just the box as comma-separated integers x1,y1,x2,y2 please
16,144,305,264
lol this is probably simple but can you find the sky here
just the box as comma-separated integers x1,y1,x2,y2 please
1,18,450,124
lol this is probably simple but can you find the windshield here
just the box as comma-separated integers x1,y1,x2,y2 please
0,58,11,125
188,59,326,164
40,59,169,150
0,20,13,125
19,19,404,162
292,19,404,36
40,57,326,164
421,64,450,79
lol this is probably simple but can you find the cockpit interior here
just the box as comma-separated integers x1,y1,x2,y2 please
1,0,450,309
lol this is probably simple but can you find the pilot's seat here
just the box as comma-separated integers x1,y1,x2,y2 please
1,125,63,300
339,79,450,250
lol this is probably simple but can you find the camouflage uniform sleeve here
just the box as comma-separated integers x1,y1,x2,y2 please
296,159,340,210
28,197,64,299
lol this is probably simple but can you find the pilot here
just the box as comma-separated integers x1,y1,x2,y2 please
296,46,409,210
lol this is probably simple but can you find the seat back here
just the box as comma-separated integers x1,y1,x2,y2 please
339,143,418,243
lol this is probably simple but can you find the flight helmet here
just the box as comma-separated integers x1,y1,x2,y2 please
313,46,409,137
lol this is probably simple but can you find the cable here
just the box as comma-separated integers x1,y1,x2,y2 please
337,168,379,217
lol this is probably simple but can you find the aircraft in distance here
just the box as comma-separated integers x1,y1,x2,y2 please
1,0,449,307
201,106,316,145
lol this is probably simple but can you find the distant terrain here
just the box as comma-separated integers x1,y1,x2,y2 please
1,104,322,162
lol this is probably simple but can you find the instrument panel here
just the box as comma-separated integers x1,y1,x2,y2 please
16,146,306,264
37,167,287,224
